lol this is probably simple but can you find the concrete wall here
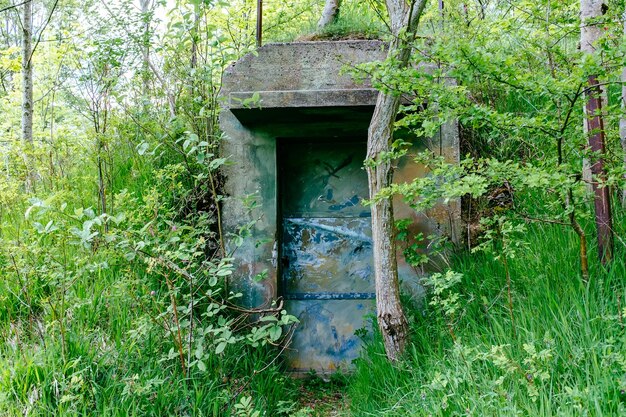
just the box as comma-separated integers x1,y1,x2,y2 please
219,40,460,309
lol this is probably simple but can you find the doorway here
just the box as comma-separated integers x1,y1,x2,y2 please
278,138,375,373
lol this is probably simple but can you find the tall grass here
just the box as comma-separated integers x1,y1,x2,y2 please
0,221,296,416
0,136,298,416
349,207,626,416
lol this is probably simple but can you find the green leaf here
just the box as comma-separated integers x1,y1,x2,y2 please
269,326,282,341
216,268,232,277
195,346,204,360
137,142,149,155
215,341,227,354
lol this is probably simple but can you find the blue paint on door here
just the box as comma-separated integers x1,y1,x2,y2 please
280,140,375,373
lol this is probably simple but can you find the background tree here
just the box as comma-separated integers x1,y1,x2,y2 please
21,0,32,144
580,0,614,263
139,0,153,103
317,0,341,29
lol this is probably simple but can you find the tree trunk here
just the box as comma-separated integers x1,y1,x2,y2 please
621,7,626,208
580,0,614,264
581,1,609,194
366,0,427,361
190,7,199,70
317,0,341,30
582,85,608,194
367,86,408,361
140,0,152,101
21,0,33,143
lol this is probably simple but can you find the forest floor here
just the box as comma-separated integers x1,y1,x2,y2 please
296,378,351,416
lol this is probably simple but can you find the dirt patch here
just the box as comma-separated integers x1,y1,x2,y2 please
296,32,380,42
294,379,350,416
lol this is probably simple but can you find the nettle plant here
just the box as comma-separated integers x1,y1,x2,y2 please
16,146,297,379
115,149,298,377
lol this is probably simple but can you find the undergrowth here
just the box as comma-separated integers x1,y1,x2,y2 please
349,207,626,416
295,0,386,41
0,124,298,416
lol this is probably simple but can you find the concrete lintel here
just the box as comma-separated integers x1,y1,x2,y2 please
228,88,379,109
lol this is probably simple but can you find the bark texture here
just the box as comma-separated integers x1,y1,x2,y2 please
21,0,33,143
621,8,626,208
580,0,606,193
140,0,152,100
317,0,341,29
580,0,604,56
580,0,614,264
366,0,427,361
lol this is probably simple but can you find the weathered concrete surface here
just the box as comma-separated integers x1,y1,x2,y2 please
223,41,386,109
219,41,461,371
220,41,392,310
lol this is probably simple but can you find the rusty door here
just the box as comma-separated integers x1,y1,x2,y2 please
279,139,375,373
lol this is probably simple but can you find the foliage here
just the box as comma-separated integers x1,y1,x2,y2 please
0,0,314,415
347,1,626,414
1,0,626,416
302,0,387,40
350,215,626,415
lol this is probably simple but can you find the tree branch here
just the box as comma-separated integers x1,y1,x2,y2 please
0,0,29,14
27,0,60,68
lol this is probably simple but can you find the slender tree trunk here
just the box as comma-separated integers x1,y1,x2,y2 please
140,0,152,102
585,77,614,264
317,0,341,30
580,0,613,264
582,86,608,194
190,8,199,70
621,7,626,208
146,59,176,119
581,1,607,194
21,0,33,143
1,13,12,92
367,0,427,361
368,88,408,361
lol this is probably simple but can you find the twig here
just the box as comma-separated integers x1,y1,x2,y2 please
253,324,297,374
517,213,570,226
0,0,29,14
136,248,285,314
165,275,186,377
27,0,60,68
502,255,516,338
617,294,624,329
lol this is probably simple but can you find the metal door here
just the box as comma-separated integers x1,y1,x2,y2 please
279,139,375,373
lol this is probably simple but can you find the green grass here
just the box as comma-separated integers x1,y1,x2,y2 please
3,192,626,416
0,237,299,417
289,0,387,42
309,2,386,41
0,138,299,416
348,208,626,416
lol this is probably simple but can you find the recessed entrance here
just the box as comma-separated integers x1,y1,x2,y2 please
278,139,375,373
220,41,460,375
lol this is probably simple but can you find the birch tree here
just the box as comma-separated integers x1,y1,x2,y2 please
140,0,152,101
317,0,341,30
621,6,626,208
366,0,428,361
580,0,613,264
21,0,32,143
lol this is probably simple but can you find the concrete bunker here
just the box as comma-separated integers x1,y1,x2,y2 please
219,40,460,374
